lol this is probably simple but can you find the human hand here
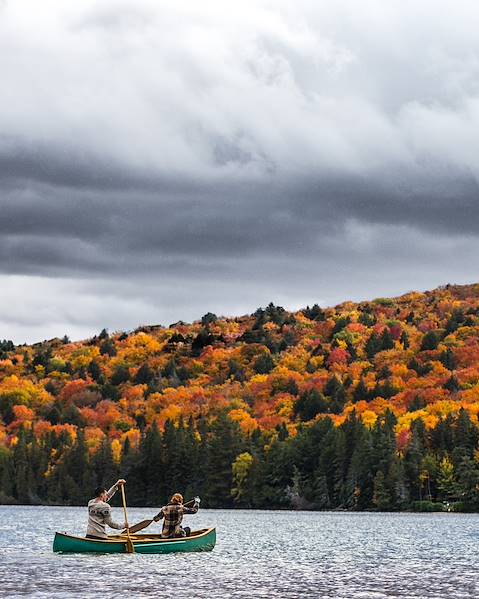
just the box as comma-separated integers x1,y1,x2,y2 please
194,496,201,504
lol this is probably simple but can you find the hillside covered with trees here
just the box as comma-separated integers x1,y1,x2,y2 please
2,283,479,511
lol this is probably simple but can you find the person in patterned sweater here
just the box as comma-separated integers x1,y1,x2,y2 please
153,493,200,538
86,479,127,539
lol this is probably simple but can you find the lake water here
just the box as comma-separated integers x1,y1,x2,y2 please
0,506,477,598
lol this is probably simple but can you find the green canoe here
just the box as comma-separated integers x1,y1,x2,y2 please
53,527,216,554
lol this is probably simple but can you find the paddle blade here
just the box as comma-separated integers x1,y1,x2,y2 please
123,519,154,535
126,537,135,554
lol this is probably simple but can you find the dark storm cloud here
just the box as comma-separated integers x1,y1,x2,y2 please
1,170,477,282
1,0,479,343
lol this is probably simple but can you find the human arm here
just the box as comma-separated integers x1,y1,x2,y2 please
105,479,126,501
183,497,200,514
103,505,127,531
153,508,165,522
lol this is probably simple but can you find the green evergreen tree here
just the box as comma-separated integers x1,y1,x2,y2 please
353,379,370,403
440,348,457,370
400,330,410,349
373,470,392,509
420,331,440,351
365,332,382,358
140,422,164,505
204,413,243,507
253,352,275,374
13,429,30,503
91,439,118,498
61,430,90,504
294,389,328,420
134,363,154,384
380,329,395,351
88,360,102,381
110,364,130,385
456,456,479,509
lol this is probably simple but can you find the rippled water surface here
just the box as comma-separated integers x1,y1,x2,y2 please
0,506,478,598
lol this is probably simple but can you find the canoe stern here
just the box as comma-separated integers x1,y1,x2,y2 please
53,532,125,553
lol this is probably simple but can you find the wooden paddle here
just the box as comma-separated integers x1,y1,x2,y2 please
123,498,197,535
120,483,135,554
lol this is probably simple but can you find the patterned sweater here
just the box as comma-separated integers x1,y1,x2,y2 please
86,483,126,539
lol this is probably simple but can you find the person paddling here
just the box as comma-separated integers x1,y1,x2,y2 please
153,493,200,538
86,479,128,539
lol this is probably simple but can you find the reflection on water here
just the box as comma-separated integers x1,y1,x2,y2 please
0,506,478,598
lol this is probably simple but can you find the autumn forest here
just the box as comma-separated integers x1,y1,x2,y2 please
2,283,479,511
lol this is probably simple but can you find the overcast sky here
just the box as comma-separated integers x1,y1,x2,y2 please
1,0,479,344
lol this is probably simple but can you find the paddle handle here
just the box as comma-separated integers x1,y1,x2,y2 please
120,483,130,529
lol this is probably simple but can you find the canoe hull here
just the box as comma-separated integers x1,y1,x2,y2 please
53,528,216,554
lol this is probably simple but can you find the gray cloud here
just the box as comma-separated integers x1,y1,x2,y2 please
1,0,479,343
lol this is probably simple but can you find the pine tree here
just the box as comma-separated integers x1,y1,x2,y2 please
88,360,102,381
294,389,328,420
253,352,275,374
135,363,154,384
365,332,382,358
453,409,479,454
13,429,30,503
0,447,15,501
91,439,118,498
353,379,370,403
420,331,440,351
400,330,410,349
373,470,392,510
403,419,426,501
140,422,164,505
456,456,479,509
380,329,394,351
61,430,90,504
312,471,331,509
119,437,143,506
440,348,457,370
204,413,243,507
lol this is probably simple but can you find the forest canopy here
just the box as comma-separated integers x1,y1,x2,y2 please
2,283,479,510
